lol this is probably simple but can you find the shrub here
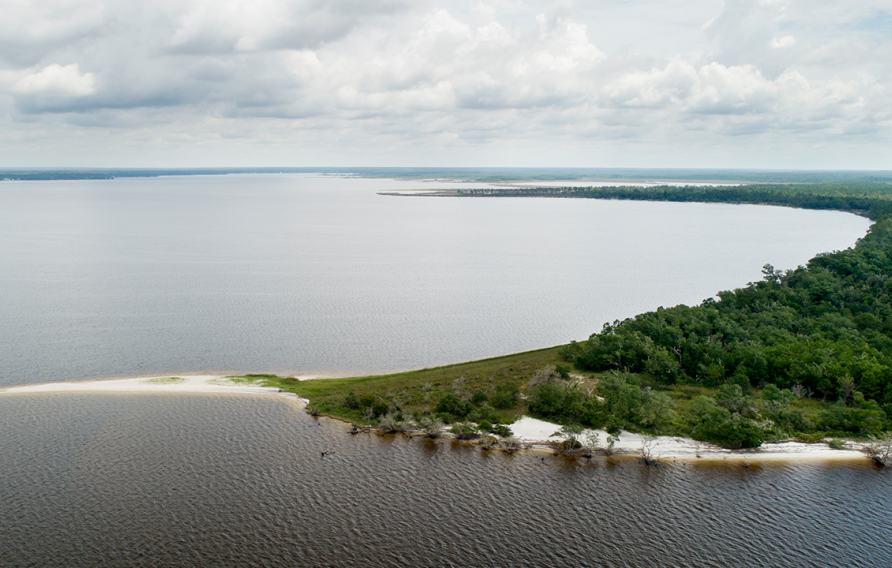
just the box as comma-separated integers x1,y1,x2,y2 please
690,396,766,449
468,404,499,424
344,392,360,410
419,416,445,438
528,364,565,388
478,420,492,433
498,436,523,452
359,394,376,409
491,384,520,409
436,394,472,419
471,390,489,406
451,422,480,440
478,434,499,449
371,400,389,418
491,424,513,437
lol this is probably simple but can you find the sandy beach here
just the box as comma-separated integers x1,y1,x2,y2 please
0,375,304,399
509,416,869,463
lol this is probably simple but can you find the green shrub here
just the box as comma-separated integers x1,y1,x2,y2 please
451,422,480,440
435,394,472,419
555,363,571,380
471,391,489,406
359,394,376,408
690,396,767,449
344,392,360,410
491,424,513,437
468,404,499,424
491,384,520,409
478,420,492,432
371,400,389,418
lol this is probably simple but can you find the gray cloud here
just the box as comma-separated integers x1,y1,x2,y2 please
1,0,890,167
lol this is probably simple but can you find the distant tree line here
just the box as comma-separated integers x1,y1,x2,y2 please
457,182,892,218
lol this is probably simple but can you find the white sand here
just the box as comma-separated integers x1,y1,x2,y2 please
0,375,302,398
509,416,868,463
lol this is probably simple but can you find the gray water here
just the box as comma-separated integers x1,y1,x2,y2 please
0,174,871,386
1,393,889,568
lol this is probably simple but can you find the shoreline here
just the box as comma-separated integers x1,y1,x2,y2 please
1,375,875,465
0,375,305,398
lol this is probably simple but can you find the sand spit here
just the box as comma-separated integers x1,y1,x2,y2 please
509,416,868,463
0,375,303,398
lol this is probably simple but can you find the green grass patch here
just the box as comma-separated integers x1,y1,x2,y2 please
253,346,566,424
144,376,185,384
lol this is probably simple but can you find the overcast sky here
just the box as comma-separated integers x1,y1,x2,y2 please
1,0,890,168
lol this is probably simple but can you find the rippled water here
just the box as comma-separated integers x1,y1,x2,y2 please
1,393,889,567
0,174,871,386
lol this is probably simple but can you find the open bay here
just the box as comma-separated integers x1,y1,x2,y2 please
0,174,870,386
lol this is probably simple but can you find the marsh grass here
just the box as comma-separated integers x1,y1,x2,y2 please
144,376,185,384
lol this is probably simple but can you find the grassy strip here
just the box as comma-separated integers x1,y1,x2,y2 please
238,347,564,424
143,376,185,384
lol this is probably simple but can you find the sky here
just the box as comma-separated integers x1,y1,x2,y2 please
1,0,890,169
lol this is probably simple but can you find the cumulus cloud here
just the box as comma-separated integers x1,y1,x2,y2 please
14,64,95,96
0,0,890,167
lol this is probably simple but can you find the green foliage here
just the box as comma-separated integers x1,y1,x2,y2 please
344,392,360,410
491,424,513,437
491,383,520,409
451,422,480,440
478,420,492,432
436,394,472,420
690,396,767,449
471,390,489,406
567,217,892,413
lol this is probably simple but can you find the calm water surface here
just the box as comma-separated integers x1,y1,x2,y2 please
0,393,889,568
1,175,884,567
0,174,871,385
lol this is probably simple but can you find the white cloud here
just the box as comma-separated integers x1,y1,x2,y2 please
0,0,890,167
772,36,796,48
13,64,95,96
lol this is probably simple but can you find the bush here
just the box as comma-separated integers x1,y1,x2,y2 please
468,404,499,424
491,384,520,409
528,364,566,387
344,392,360,410
371,400,389,418
471,391,489,406
555,363,571,380
359,394,376,409
435,394,472,419
690,396,766,449
491,424,513,437
419,416,445,438
478,420,492,433
451,422,480,440
527,382,603,427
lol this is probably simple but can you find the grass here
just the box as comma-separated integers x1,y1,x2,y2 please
144,376,185,384
235,346,567,424
230,349,862,444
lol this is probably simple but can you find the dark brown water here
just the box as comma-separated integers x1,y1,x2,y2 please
2,393,889,567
